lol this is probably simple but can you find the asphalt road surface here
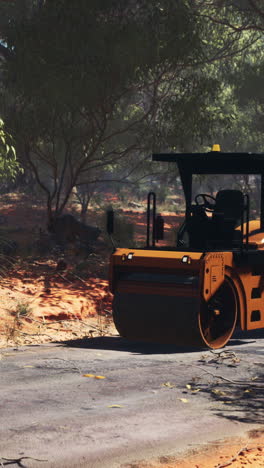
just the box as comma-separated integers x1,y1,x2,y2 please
0,329,263,468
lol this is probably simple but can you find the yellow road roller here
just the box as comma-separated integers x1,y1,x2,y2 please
108,148,264,349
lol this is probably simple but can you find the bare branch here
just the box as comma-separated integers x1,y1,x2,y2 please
26,150,50,198
55,143,71,214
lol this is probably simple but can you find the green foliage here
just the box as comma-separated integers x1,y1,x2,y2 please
0,118,22,182
0,0,227,221
1,0,264,219
5,1,202,107
0,118,15,157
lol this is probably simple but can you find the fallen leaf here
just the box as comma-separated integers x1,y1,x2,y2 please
83,374,106,379
179,398,189,403
244,389,253,393
191,389,201,393
186,384,192,390
162,382,175,388
212,389,227,396
23,365,34,368
107,405,124,408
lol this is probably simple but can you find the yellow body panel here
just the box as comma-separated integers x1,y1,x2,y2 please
110,245,264,333
112,248,203,262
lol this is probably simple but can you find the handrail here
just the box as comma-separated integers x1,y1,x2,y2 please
146,192,156,248
244,194,250,250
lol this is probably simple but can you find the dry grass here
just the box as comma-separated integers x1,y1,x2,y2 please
2,308,115,348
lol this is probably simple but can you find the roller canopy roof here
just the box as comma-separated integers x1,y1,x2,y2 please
152,152,264,174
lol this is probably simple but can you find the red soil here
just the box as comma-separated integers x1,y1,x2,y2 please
127,432,264,468
0,256,115,347
0,193,116,347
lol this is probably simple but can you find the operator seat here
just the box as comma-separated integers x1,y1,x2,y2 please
210,189,245,247
178,189,246,250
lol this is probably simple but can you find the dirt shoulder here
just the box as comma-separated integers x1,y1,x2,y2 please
0,192,117,347
129,431,264,468
0,256,115,348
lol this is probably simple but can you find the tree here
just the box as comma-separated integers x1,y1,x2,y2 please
0,118,22,188
0,0,227,224
2,0,261,225
194,0,264,32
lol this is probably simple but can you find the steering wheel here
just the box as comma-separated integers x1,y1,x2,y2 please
194,193,216,212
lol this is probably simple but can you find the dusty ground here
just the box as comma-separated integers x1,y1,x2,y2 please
0,256,116,348
0,193,263,468
131,432,264,468
0,192,117,347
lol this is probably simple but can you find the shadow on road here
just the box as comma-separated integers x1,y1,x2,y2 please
227,328,264,350
232,328,264,340
60,335,202,354
197,328,264,425
201,369,264,425
60,328,263,354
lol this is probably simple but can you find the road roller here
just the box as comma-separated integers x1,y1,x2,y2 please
108,147,264,349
